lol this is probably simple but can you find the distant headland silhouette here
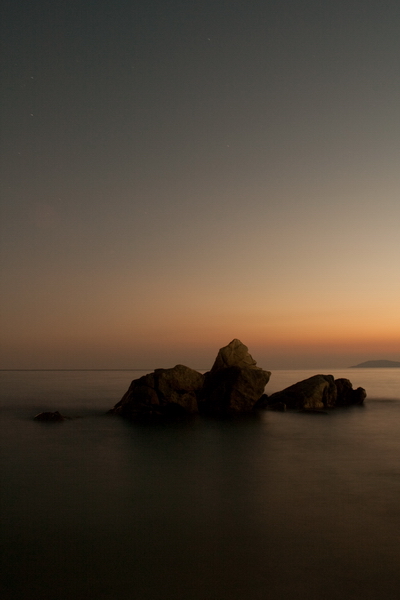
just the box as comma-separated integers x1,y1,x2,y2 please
350,360,400,368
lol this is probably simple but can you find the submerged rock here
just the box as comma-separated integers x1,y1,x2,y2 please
34,411,66,422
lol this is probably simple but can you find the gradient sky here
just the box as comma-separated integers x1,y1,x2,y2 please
1,0,400,369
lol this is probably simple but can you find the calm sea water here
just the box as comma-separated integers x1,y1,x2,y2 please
1,368,400,600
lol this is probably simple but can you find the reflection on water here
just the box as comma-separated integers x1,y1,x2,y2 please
1,371,400,599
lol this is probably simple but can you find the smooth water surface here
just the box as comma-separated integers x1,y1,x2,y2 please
1,369,400,599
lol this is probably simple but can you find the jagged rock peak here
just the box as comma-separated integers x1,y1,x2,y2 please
210,338,260,372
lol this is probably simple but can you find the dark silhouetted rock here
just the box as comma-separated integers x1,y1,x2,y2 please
335,378,366,405
255,393,269,409
260,398,287,412
34,411,66,422
199,366,271,415
110,339,271,419
272,402,287,412
262,375,337,410
254,394,287,411
211,338,259,371
109,364,204,419
257,374,367,411
199,339,271,415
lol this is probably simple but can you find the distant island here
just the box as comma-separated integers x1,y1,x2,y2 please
350,360,400,368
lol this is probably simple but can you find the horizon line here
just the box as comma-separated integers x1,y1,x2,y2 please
0,366,367,372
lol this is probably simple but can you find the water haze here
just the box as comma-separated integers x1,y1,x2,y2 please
1,369,400,599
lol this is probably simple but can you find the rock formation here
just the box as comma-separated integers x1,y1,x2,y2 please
109,364,204,419
256,374,337,411
210,338,259,371
255,374,366,411
110,339,271,419
110,340,366,419
199,339,271,415
334,378,367,406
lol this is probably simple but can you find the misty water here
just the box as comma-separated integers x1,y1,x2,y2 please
1,369,400,600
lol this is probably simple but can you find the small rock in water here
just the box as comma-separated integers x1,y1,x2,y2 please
34,411,66,422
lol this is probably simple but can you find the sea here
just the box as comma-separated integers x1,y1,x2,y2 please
1,368,400,600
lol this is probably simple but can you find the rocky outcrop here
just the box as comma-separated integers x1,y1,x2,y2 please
109,364,204,419
199,339,271,415
110,339,271,419
34,411,66,422
256,374,337,411
335,378,366,406
255,374,366,411
110,341,366,419
210,338,259,371
199,365,271,415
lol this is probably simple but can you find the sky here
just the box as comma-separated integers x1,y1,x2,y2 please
1,0,400,370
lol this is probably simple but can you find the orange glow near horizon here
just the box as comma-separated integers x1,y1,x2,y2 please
2,304,399,369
